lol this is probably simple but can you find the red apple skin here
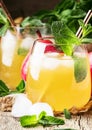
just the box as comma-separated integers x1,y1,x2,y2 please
21,51,31,81
21,39,53,81
44,44,63,53
21,38,64,81
88,52,92,96
38,39,53,44
88,52,92,76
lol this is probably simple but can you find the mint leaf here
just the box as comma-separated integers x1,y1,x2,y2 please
21,17,45,27
17,48,29,56
16,80,25,93
81,38,92,43
73,56,87,83
0,80,25,97
38,111,65,126
0,8,10,36
20,111,65,127
39,116,65,126
0,80,10,97
51,21,81,55
64,109,71,119
78,20,92,38
20,115,38,127
38,111,47,120
0,24,9,36
54,0,75,13
0,8,8,24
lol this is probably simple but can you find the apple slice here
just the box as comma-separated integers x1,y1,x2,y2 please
44,44,63,53
88,52,92,76
21,51,31,81
21,39,53,81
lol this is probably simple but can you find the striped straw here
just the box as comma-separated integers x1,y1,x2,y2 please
0,0,16,28
76,10,92,38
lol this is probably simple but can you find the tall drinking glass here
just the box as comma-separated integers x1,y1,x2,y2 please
0,25,51,90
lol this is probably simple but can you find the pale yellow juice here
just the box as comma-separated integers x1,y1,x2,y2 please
0,29,35,90
0,39,25,89
26,42,91,111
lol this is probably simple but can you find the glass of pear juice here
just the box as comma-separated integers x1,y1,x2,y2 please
0,25,50,90
25,38,91,112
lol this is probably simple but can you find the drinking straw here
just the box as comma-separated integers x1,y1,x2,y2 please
37,10,92,102
76,10,92,38
0,0,16,28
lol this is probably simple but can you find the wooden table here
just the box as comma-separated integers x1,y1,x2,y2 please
0,111,92,130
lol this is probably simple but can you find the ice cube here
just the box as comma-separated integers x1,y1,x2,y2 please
29,102,53,117
11,94,53,118
20,37,35,50
30,41,46,80
1,30,17,66
43,54,74,69
11,94,32,117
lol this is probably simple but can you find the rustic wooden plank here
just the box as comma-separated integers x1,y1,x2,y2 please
0,111,92,130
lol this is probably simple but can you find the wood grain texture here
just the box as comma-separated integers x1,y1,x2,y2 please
0,111,92,130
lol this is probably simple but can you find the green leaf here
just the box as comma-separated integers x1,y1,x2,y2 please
20,111,65,128
16,80,25,93
78,0,92,12
73,56,87,83
64,109,71,119
38,111,47,120
0,24,9,36
51,21,81,55
78,20,92,38
0,8,10,36
54,0,75,13
20,115,38,127
0,8,8,24
21,17,31,27
70,9,86,19
0,80,10,97
39,116,65,126
17,48,29,56
0,80,25,97
21,17,45,27
81,38,92,43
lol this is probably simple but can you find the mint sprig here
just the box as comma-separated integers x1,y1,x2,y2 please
20,115,38,127
17,48,29,56
21,17,45,27
20,111,65,127
51,21,81,55
0,8,10,36
78,20,92,43
64,109,71,119
51,21,92,56
0,80,10,97
0,80,25,97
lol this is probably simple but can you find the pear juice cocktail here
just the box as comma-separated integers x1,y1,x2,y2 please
0,27,36,90
0,25,52,90
26,39,91,111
